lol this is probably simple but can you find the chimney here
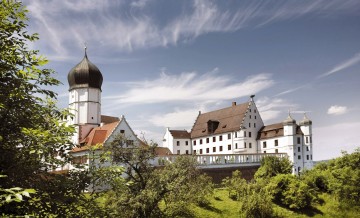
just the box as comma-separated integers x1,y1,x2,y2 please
232,102,236,106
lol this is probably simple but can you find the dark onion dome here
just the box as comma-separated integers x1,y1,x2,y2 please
68,51,103,91
282,113,296,125
299,113,312,126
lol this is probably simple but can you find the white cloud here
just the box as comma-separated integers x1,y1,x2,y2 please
149,107,204,128
319,52,360,78
327,105,348,115
103,70,274,106
256,97,297,122
23,0,360,55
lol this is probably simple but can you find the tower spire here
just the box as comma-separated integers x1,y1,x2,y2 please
84,42,88,57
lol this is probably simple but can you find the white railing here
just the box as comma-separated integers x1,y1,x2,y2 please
154,153,287,166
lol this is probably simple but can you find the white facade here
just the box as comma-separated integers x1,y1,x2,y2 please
163,128,191,155
162,98,314,174
69,87,101,144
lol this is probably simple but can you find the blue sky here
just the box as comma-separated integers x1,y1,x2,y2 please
23,0,360,160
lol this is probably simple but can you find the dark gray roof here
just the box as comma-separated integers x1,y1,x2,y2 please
68,53,103,91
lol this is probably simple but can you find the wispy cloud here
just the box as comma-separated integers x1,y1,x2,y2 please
24,0,359,56
103,69,274,106
327,105,348,115
256,97,297,122
149,107,204,128
319,52,360,78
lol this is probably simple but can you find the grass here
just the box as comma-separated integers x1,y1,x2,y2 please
190,189,360,218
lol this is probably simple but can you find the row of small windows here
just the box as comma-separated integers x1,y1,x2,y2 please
176,141,189,146
194,144,232,154
249,115,257,120
297,136,312,144
249,109,257,113
193,132,252,146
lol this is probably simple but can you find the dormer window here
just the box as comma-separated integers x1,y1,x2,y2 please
207,120,219,134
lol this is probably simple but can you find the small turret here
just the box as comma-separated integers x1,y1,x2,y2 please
283,111,296,136
299,113,312,126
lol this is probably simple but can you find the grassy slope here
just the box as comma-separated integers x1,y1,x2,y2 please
191,189,360,218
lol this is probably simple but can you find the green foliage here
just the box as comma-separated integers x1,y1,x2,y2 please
0,1,90,216
302,148,360,206
98,134,214,218
221,170,247,200
267,174,317,210
239,189,274,218
254,156,292,180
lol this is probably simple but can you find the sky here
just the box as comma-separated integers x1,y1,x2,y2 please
22,0,360,161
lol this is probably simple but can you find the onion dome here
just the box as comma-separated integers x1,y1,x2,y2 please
282,113,296,125
299,113,312,126
68,49,103,91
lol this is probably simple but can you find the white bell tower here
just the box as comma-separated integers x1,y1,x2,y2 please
67,48,103,144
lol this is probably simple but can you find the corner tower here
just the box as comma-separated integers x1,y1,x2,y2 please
68,48,103,144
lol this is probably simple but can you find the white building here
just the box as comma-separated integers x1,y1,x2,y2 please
162,96,314,174
163,129,191,155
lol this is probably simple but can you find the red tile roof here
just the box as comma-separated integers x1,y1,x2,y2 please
170,130,190,139
190,102,249,138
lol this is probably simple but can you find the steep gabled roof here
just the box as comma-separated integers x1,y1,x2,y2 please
191,102,249,138
170,130,190,139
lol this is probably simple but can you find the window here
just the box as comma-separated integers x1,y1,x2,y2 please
206,138,209,143
126,140,134,146
220,146,223,151
263,141,267,148
249,143,252,148
254,109,257,113
200,139,203,145
200,149,203,154
193,140,196,146
250,115,252,119
213,137,216,142
91,117,94,120
306,155,309,160
306,137,309,143
235,143,238,149
219,135,223,141
297,137,301,144
275,140,278,146
177,150,180,154
298,147,301,152
244,131,246,137
249,123,251,128
249,132,252,137
275,149,278,153
310,137,312,143
311,155,312,160
264,151,266,153
254,123,256,128
177,141,180,146
306,146,309,151
186,141,189,146
228,144,231,150
120,130,125,134
72,156,88,164
298,155,301,160
235,132,238,138
255,116,257,119
193,150,196,154
206,148,209,153
298,167,301,173
250,109,252,112
213,147,216,152
228,134,231,139
186,150,189,155
244,142,247,148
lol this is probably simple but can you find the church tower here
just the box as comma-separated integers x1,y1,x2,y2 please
67,48,103,144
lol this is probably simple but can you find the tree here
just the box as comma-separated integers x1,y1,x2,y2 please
239,189,274,218
266,174,317,210
0,1,90,216
254,156,292,180
100,134,213,218
222,170,247,200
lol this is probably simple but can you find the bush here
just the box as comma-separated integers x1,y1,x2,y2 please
239,190,274,218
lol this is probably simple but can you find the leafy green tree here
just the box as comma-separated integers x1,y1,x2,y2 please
239,189,274,218
254,156,292,180
222,170,247,200
266,174,317,210
0,1,90,216
101,134,213,218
